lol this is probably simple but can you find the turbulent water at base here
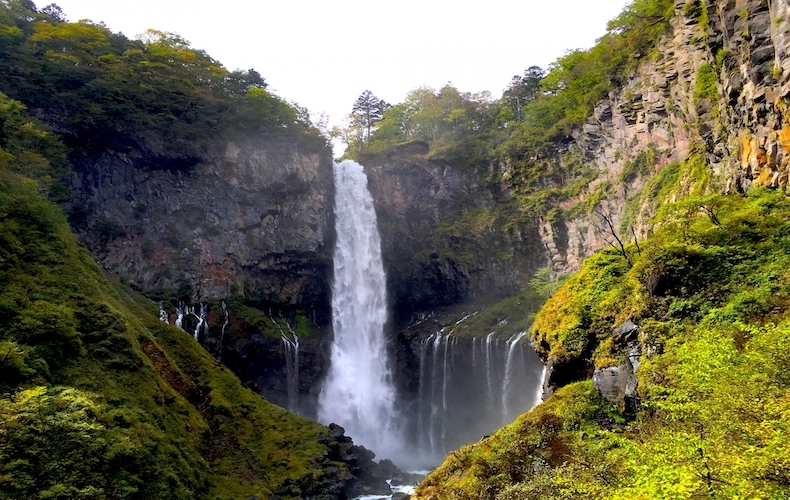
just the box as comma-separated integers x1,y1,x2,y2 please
318,160,401,460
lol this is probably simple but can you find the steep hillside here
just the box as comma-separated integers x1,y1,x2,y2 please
410,0,790,496
0,0,335,312
0,0,340,422
0,93,393,499
414,186,790,499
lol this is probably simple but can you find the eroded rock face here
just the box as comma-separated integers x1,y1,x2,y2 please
535,0,790,273
364,147,545,326
65,139,335,312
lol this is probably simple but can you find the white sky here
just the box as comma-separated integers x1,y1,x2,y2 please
50,0,631,128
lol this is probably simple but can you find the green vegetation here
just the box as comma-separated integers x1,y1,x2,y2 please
330,0,680,279
343,0,674,169
0,93,346,499
415,185,790,499
618,146,656,184
0,0,325,172
694,62,719,117
431,268,567,341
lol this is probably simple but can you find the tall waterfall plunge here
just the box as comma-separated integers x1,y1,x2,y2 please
318,160,401,459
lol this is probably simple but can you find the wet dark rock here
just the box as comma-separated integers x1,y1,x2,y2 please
363,155,545,328
65,138,335,315
314,424,398,498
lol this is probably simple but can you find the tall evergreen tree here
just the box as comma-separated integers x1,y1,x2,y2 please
350,90,389,151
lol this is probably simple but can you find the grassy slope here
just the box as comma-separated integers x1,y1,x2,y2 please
0,169,348,499
414,181,790,498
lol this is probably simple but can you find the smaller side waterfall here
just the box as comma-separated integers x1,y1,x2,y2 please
274,315,300,413
414,331,544,465
502,331,528,415
175,303,185,330
158,301,169,323
218,301,229,362
193,304,207,340
170,303,209,342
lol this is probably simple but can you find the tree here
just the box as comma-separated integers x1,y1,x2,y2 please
502,65,545,121
350,89,389,151
592,205,638,268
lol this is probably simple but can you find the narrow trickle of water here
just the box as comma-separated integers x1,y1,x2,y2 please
502,331,528,416
158,301,169,323
318,160,400,459
485,332,495,405
218,301,229,361
193,303,207,340
280,316,300,413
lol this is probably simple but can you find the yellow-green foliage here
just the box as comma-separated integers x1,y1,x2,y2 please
532,249,645,360
0,105,344,498
414,382,626,499
620,154,712,235
416,187,790,498
694,63,719,113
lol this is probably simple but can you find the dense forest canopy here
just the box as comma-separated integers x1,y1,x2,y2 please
0,0,326,173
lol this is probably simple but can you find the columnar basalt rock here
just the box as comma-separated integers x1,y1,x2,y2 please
65,139,335,312
528,0,790,273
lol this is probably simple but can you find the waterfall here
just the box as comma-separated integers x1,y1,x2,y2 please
502,331,528,416
158,301,169,323
318,160,400,458
484,332,495,405
414,331,544,465
175,303,185,330
535,364,548,407
193,303,207,340
279,315,300,413
218,301,229,362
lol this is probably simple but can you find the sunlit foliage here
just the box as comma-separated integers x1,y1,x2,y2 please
415,185,790,499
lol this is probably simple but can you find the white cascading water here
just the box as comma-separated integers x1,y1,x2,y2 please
318,160,400,459
158,301,169,323
175,303,185,330
502,331,529,415
414,329,544,466
193,304,207,340
276,314,300,413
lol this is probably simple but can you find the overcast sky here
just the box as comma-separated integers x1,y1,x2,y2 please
50,0,631,128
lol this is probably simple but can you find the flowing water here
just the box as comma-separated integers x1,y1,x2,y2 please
411,330,544,466
161,158,546,473
318,160,401,459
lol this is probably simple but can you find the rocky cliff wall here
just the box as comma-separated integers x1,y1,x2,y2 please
525,0,790,274
65,139,335,316
362,0,790,331
363,142,545,327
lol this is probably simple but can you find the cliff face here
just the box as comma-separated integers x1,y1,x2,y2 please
65,139,335,314
364,143,545,326
539,0,790,273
